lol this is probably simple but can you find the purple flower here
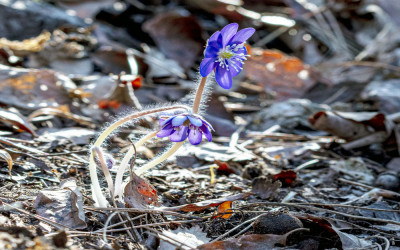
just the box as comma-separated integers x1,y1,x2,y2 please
200,23,255,89
157,114,213,145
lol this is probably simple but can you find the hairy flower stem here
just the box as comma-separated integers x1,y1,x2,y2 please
89,106,189,207
92,147,114,198
135,142,185,176
114,131,158,199
192,76,207,114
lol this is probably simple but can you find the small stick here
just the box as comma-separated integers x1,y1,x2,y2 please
146,227,195,249
241,202,400,226
94,214,146,232
211,213,266,242
366,236,390,250
84,206,199,219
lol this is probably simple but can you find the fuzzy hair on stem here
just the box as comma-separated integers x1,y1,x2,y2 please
92,146,115,198
190,74,213,115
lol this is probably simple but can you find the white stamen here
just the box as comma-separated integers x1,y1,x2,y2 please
216,43,249,72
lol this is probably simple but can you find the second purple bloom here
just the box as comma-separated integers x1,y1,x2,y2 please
200,23,255,89
157,114,213,145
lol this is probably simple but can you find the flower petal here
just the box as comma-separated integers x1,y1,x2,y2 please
172,115,188,126
200,124,212,141
230,28,255,45
156,126,174,137
200,57,217,77
159,118,165,126
208,31,221,44
228,60,243,78
161,116,174,126
188,129,203,145
169,126,188,142
204,44,219,58
188,116,203,127
215,65,233,89
220,23,239,47
201,118,214,131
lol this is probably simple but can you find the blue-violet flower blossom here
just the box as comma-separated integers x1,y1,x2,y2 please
157,114,213,145
200,23,255,89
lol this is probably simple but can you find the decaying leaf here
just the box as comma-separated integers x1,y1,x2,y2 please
251,176,281,200
295,214,342,249
361,79,400,114
91,47,131,74
250,98,330,132
244,48,318,100
0,108,38,137
214,161,237,175
215,201,233,219
272,170,297,187
162,193,252,213
309,111,391,142
34,178,86,229
0,31,51,56
143,11,204,70
0,65,75,110
0,149,13,176
159,226,210,250
124,172,158,209
183,142,255,162
331,158,375,185
28,107,94,127
39,127,95,145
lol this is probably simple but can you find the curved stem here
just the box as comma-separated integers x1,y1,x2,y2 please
192,76,207,114
89,105,189,207
114,131,157,199
92,147,114,198
135,141,184,176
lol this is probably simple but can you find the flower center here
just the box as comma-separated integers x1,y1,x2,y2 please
183,120,191,127
215,43,248,72
218,49,234,59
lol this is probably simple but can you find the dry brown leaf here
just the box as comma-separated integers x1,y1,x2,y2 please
143,11,204,70
309,111,391,142
34,178,86,229
272,170,297,187
0,65,74,110
244,48,317,100
0,109,38,137
0,31,51,56
124,172,158,209
251,176,281,200
28,107,93,127
215,201,233,219
0,149,13,176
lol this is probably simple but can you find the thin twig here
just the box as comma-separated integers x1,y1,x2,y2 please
242,202,400,226
366,236,390,250
85,206,199,219
211,213,266,242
